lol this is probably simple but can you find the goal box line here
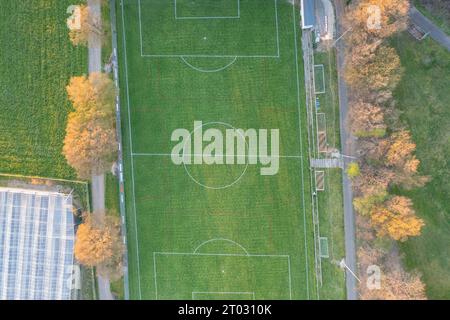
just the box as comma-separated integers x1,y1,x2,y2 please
137,0,280,58
153,251,293,300
174,0,241,20
192,291,255,300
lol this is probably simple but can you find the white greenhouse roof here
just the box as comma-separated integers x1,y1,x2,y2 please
0,187,75,300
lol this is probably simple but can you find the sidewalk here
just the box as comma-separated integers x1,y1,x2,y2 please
88,0,114,300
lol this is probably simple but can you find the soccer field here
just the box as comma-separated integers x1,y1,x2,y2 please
117,0,317,299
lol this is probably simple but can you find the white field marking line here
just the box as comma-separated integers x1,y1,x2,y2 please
154,251,289,258
131,153,303,159
292,3,310,300
192,292,255,300
174,0,240,20
174,0,177,18
287,256,292,300
138,0,279,58
121,0,143,300
182,121,249,190
314,64,326,94
138,0,144,57
176,16,240,20
180,56,237,73
274,0,280,58
142,54,279,58
153,252,158,299
155,253,291,299
193,238,249,255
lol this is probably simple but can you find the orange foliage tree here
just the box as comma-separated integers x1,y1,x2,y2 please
63,73,117,179
74,213,124,279
371,196,425,241
348,100,386,137
68,4,104,47
345,0,410,42
345,45,402,92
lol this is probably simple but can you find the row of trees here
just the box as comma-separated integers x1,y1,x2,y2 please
66,4,122,281
343,0,428,298
63,73,117,179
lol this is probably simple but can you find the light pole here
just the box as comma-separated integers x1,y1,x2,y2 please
337,258,361,283
331,151,358,160
331,27,353,47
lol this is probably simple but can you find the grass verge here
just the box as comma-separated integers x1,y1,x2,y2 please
314,49,346,299
391,32,450,299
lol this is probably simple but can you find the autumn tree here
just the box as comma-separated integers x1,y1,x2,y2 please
370,196,425,241
353,165,394,196
355,132,428,190
361,269,427,300
75,213,124,278
68,4,104,47
345,0,410,43
345,45,402,92
66,73,116,114
347,162,361,179
357,244,427,300
63,111,117,179
63,73,117,179
386,130,417,168
353,190,388,216
348,100,386,137
383,130,429,188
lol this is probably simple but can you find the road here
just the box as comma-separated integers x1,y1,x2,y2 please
334,0,358,300
410,6,450,52
88,0,114,300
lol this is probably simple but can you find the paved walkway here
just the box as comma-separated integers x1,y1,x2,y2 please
310,158,344,169
410,6,450,52
88,0,114,301
334,0,358,301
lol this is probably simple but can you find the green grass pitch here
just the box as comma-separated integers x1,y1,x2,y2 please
0,0,86,178
117,0,317,299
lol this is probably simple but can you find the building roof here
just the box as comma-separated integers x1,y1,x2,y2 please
0,187,75,300
301,0,316,29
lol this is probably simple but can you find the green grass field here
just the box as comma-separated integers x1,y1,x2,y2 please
0,0,86,178
391,33,450,299
117,0,322,299
313,50,346,299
